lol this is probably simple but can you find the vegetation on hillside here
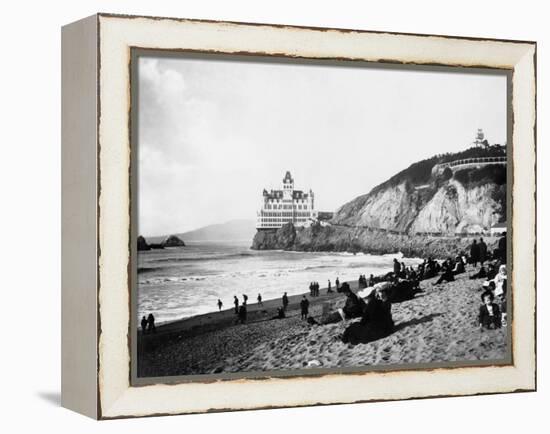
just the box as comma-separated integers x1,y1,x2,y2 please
369,144,506,195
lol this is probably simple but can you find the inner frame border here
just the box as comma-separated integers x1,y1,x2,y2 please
128,48,515,387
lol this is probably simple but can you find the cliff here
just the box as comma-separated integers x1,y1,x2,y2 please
252,145,507,257
252,222,500,258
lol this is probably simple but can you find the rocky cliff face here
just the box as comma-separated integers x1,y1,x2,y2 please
252,222,500,258
408,180,502,234
333,178,504,236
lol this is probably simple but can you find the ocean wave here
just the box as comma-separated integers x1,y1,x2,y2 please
138,266,163,274
139,275,210,285
150,252,254,263
138,262,362,286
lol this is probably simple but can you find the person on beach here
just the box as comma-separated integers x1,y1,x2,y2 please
393,258,401,276
470,239,480,267
496,290,507,327
434,260,455,285
486,262,499,280
257,293,263,306
368,274,376,287
493,265,507,295
282,292,289,311
147,313,156,333
479,237,488,265
342,284,394,345
238,301,247,324
233,296,239,314
400,262,406,278
335,277,340,292
497,232,507,263
478,290,502,329
141,316,148,334
300,296,310,320
242,294,248,304
469,265,487,279
272,307,286,320
321,282,365,324
388,279,420,303
217,299,223,311
452,256,465,275
423,258,438,279
327,279,333,293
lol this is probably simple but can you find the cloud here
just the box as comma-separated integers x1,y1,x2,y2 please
137,56,507,236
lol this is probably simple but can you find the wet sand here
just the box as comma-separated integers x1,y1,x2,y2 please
137,267,507,378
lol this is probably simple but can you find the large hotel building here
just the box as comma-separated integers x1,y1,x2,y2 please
256,171,318,229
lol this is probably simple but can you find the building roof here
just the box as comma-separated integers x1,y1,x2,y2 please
283,171,294,184
263,189,310,200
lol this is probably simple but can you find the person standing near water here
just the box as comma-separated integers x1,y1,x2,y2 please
257,293,263,306
147,313,156,333
217,299,223,311
243,294,248,304
238,301,247,324
335,277,340,292
393,258,400,276
479,237,488,265
470,239,480,267
300,295,310,320
282,292,289,311
327,279,332,293
233,296,239,314
498,233,507,262
141,316,148,334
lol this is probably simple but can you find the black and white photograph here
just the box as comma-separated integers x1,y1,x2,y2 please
2,0,544,428
134,54,510,379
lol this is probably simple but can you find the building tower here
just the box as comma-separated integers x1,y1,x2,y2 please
474,128,485,147
282,171,294,200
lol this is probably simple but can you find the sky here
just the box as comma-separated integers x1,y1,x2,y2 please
137,54,507,237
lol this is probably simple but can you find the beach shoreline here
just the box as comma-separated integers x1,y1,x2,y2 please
137,265,508,378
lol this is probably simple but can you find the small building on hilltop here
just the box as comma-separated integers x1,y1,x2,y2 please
256,171,318,229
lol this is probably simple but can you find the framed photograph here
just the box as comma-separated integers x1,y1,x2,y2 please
61,13,536,419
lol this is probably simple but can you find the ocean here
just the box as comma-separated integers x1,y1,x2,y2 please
137,240,421,324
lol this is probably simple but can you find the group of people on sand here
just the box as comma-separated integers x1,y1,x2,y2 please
312,234,509,342
407,235,508,330
218,293,265,315
231,293,264,324
303,281,395,345
140,313,156,334
309,282,322,297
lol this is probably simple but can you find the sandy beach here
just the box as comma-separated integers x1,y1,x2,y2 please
137,266,507,378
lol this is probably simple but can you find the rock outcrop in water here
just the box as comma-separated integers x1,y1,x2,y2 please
252,145,507,257
137,235,151,251
162,235,186,247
